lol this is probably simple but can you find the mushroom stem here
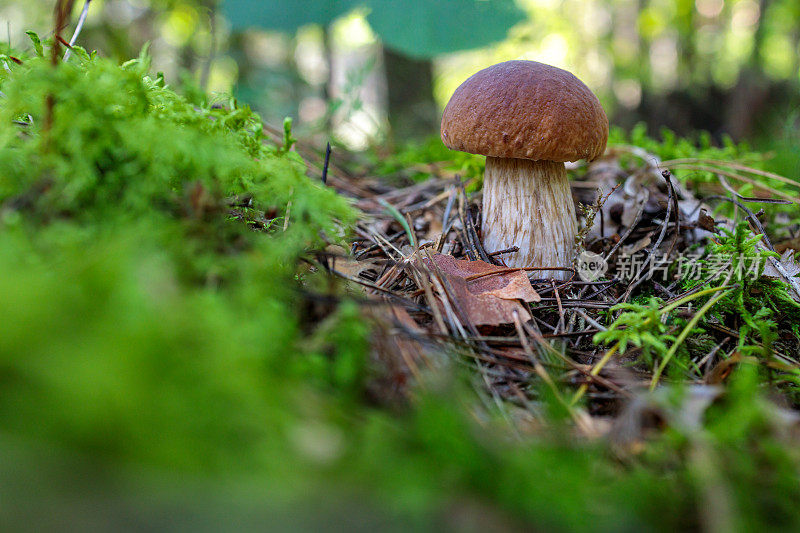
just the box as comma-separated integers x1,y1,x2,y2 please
481,157,577,279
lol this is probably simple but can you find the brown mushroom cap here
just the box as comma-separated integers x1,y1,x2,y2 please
441,60,609,162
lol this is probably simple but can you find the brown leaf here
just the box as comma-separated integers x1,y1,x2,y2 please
622,234,652,255
697,209,717,232
427,254,540,302
438,275,532,326
326,245,374,279
423,254,540,326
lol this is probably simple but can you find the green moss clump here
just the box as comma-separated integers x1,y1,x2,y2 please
0,38,362,472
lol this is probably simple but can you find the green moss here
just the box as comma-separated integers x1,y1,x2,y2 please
0,39,361,474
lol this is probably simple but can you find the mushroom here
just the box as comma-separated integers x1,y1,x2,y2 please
441,60,608,280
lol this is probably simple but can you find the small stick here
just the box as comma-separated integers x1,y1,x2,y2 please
552,279,565,333
487,246,519,257
321,142,331,184
441,181,458,232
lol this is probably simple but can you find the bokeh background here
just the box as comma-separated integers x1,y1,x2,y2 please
3,0,798,163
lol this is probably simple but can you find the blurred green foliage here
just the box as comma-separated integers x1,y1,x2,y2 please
0,36,359,474
609,123,800,226
609,123,763,172
755,109,800,180
370,136,484,183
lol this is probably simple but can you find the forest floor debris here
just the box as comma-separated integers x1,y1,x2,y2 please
292,138,800,439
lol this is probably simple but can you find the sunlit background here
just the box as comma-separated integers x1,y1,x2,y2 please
2,0,799,159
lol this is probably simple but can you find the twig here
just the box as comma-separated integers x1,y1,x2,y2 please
665,163,799,204
321,142,331,184
603,188,648,262
704,195,775,252
618,169,679,301
661,157,800,190
570,343,619,405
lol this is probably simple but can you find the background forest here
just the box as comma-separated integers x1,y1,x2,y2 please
4,0,799,153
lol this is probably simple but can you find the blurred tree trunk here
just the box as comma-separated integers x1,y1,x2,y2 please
322,25,334,133
636,0,651,88
382,48,438,143
199,0,218,92
676,0,696,82
750,0,770,68
724,0,772,139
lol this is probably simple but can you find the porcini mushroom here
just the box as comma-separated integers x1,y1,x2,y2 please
441,60,608,280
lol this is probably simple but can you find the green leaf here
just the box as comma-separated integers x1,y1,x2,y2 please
223,0,357,32
364,0,526,58
26,31,43,57
69,45,92,62
223,0,525,58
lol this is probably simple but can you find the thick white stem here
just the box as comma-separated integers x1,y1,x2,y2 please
481,157,577,280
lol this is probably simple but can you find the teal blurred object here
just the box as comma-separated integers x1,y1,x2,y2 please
223,0,525,58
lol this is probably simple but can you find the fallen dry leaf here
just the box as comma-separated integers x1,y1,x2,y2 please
427,254,540,302
622,233,652,255
422,254,540,326
326,245,375,279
